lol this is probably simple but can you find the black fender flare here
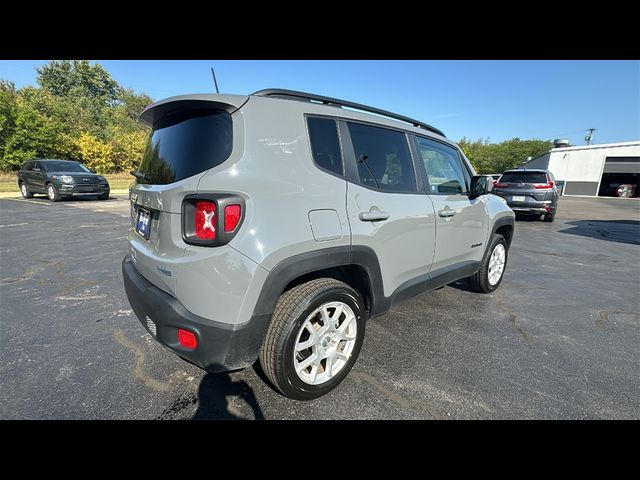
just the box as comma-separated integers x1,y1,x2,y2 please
251,245,384,320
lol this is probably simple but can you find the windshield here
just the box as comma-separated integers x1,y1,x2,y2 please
136,109,232,185
500,171,548,184
44,161,91,173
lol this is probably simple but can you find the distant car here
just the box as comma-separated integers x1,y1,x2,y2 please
17,159,110,202
492,169,559,222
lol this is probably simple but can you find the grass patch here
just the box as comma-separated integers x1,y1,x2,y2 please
0,172,134,193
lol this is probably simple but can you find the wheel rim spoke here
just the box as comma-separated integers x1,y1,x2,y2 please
325,356,334,378
296,353,318,372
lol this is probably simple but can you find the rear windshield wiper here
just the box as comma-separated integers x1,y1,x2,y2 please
130,170,150,181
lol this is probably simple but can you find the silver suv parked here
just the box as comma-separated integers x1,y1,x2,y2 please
493,169,559,222
122,89,515,400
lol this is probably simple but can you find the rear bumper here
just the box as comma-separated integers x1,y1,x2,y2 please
510,206,552,214
122,254,270,373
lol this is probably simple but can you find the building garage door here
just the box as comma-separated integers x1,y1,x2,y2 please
603,157,640,174
599,157,640,197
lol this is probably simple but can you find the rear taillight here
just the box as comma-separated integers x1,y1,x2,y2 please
533,181,554,189
495,183,508,188
182,194,245,247
194,201,216,240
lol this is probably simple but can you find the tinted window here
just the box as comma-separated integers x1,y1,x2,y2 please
500,171,548,184
22,161,34,171
137,109,232,185
307,117,343,176
416,136,467,194
347,122,416,193
43,161,91,173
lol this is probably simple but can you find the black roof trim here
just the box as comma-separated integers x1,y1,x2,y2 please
252,89,446,138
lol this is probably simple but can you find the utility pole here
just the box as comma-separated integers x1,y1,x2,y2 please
585,128,596,145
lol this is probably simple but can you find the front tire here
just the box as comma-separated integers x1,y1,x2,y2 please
47,183,60,202
19,182,33,199
98,190,110,201
259,278,366,400
469,234,508,293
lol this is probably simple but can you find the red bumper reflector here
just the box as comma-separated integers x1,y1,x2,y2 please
224,204,241,232
178,329,197,349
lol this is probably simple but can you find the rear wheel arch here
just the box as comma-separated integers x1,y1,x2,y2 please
252,246,384,323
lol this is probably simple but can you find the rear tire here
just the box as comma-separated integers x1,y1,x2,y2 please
47,183,60,202
19,182,33,199
259,278,366,400
469,234,508,293
543,211,555,222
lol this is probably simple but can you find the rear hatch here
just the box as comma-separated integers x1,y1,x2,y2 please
128,94,248,296
493,171,553,205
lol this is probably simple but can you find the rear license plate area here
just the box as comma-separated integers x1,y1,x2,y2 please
136,208,152,239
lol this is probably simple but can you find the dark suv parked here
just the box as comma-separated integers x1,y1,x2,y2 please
17,159,110,202
492,169,559,222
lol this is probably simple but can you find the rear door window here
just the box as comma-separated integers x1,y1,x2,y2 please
137,109,232,185
347,122,417,193
500,171,548,184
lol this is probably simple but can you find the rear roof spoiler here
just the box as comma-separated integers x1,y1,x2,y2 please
139,94,250,128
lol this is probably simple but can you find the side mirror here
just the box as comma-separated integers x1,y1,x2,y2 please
470,175,493,198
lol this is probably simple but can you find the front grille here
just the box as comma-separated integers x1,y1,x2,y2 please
73,176,98,185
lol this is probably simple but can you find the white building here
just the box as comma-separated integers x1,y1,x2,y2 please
518,140,640,196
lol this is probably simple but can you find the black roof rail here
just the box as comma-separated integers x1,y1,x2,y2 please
251,88,446,138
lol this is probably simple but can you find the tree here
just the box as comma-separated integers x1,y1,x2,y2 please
0,81,18,154
37,60,120,108
75,132,114,173
459,137,552,174
1,94,63,170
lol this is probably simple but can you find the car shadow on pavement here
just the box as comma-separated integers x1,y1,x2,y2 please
193,371,265,420
557,219,640,246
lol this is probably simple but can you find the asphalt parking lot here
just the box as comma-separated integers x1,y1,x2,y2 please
1,194,639,419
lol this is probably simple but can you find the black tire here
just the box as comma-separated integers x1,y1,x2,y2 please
259,278,366,400
19,182,33,199
469,234,508,293
543,211,555,222
98,190,110,200
46,183,60,202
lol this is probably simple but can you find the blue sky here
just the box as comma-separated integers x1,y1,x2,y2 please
1,60,638,145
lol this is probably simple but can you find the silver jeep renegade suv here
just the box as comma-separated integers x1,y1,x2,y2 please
122,89,515,400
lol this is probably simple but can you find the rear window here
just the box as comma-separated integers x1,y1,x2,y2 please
500,171,548,184
137,109,232,185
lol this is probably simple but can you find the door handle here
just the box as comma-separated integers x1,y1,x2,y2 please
359,210,390,222
438,209,457,218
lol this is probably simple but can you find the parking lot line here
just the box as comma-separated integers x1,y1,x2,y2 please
0,223,29,228
0,198,51,206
